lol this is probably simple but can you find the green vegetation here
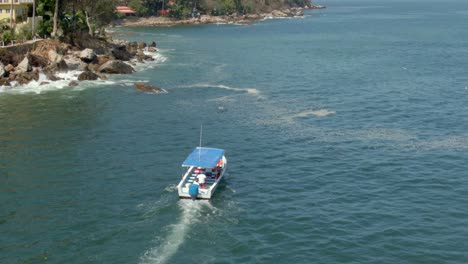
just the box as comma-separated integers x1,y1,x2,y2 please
0,0,310,45
1,0,118,45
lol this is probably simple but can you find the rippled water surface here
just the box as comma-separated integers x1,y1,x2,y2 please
1,0,468,263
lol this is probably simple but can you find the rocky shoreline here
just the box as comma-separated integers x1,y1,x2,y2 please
0,37,166,93
0,4,325,92
114,5,326,27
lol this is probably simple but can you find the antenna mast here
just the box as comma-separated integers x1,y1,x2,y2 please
199,124,203,161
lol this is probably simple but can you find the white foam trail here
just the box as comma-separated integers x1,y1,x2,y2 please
140,200,211,264
290,109,336,120
179,83,259,95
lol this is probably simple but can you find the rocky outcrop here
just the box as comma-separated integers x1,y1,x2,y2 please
111,48,133,61
0,38,159,87
79,48,97,63
15,71,39,85
98,60,135,74
78,71,99,81
16,56,32,73
135,82,167,93
0,62,5,77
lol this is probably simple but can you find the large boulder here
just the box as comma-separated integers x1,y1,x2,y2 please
15,71,39,85
45,72,62,81
43,60,68,73
0,77,10,86
48,50,62,64
0,62,5,77
28,54,49,68
135,82,167,93
111,48,133,61
16,56,32,73
126,42,139,54
4,64,14,73
137,42,147,49
271,10,288,17
64,55,82,70
136,50,154,62
78,71,99,81
149,41,157,48
79,48,97,63
47,50,68,71
98,60,135,74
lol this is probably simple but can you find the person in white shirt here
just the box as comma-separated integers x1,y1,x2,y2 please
197,173,207,188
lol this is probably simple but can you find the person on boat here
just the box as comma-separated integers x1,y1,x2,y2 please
197,173,207,188
194,167,205,174
215,159,223,179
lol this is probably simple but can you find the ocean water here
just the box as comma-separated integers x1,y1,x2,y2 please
1,0,468,263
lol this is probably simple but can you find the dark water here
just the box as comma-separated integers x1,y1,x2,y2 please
1,0,468,263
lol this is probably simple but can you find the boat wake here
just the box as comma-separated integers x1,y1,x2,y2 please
140,200,212,264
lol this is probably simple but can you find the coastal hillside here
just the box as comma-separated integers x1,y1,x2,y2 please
121,0,316,18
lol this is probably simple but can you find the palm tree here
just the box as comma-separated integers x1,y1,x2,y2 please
9,0,13,28
52,0,59,37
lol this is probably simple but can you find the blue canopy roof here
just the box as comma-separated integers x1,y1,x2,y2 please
182,147,225,168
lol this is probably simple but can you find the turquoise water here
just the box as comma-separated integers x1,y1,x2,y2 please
1,0,468,263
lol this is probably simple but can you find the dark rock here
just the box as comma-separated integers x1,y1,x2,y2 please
69,81,79,87
137,51,154,62
137,42,147,49
98,60,135,74
149,41,157,48
44,59,68,73
148,47,157,52
111,48,133,61
0,77,11,86
78,71,99,81
15,71,39,85
28,54,49,68
40,81,50,85
135,82,167,93
46,72,62,81
96,54,112,66
4,64,14,72
79,48,97,63
126,42,139,54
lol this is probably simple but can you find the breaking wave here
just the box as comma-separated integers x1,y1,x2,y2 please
0,52,167,95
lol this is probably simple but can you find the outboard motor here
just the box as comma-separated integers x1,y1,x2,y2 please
189,183,199,200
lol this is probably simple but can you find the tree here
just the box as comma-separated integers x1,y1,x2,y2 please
9,0,13,28
81,0,117,36
51,0,59,37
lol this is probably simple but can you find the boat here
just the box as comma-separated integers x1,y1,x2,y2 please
177,147,227,200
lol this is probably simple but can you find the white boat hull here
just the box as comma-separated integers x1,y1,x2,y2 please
177,156,227,200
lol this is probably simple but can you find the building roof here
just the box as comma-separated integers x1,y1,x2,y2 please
182,147,225,168
115,6,136,14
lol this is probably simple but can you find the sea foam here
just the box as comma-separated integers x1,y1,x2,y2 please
0,51,167,95
140,200,213,264
179,83,259,95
